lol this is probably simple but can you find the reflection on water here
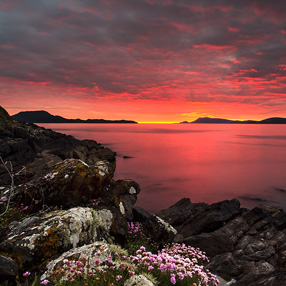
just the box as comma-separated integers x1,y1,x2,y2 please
39,123,286,213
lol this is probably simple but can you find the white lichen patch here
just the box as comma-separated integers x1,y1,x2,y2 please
44,172,58,180
94,209,113,231
129,186,137,194
95,161,109,177
154,215,177,235
78,159,89,167
26,233,40,250
4,207,113,257
119,202,125,215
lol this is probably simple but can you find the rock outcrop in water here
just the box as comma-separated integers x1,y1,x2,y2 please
157,198,286,285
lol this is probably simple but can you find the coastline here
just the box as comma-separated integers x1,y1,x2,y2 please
0,106,286,285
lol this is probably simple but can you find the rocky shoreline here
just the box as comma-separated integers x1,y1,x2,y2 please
0,106,286,285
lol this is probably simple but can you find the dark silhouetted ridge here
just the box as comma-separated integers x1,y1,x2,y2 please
180,116,286,124
12,110,138,124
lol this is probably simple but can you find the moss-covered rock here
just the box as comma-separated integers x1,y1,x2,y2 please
0,207,113,271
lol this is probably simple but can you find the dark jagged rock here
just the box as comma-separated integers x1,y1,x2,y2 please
157,199,286,285
0,255,19,283
133,206,152,222
0,107,116,186
177,199,242,236
184,231,234,257
156,198,207,227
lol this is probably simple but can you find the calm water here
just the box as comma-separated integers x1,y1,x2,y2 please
40,123,286,213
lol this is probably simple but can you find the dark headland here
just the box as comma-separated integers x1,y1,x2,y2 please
1,106,286,285
181,116,286,124
12,110,138,124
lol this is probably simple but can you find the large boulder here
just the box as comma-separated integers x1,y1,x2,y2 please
5,159,140,217
12,159,114,211
0,207,113,271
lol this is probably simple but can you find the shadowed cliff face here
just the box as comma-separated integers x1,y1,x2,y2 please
0,106,116,181
0,106,12,127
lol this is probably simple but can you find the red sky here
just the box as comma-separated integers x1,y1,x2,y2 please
1,0,286,123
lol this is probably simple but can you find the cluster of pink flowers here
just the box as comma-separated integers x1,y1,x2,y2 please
0,197,6,205
127,221,140,234
43,248,137,285
130,244,219,286
92,199,99,206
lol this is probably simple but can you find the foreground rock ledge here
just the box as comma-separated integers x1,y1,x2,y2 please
156,198,286,286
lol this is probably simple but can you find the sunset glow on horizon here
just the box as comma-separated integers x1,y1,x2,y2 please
1,0,286,123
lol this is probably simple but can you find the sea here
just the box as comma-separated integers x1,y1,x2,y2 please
39,123,286,213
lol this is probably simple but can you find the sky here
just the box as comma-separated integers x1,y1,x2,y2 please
1,0,286,123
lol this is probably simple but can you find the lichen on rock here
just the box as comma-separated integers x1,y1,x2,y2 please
0,207,113,269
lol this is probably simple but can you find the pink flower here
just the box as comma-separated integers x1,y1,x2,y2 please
23,272,31,277
148,266,154,271
170,274,176,284
94,259,100,264
116,275,122,281
41,280,49,285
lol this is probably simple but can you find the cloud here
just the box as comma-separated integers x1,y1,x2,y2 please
0,0,285,114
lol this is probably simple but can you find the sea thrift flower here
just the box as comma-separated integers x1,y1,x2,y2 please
41,280,49,285
116,275,122,281
148,266,154,271
170,273,176,284
23,272,31,277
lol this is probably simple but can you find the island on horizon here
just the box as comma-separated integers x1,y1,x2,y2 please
12,110,138,124
180,116,286,124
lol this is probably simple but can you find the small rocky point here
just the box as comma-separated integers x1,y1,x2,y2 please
1,106,286,285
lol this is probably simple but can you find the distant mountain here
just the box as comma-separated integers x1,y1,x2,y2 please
180,116,286,124
12,110,138,124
